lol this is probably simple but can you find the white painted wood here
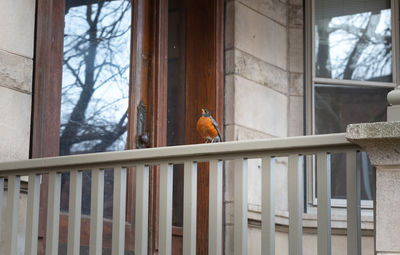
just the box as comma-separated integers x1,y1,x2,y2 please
317,152,331,255
159,163,173,255
89,169,104,255
4,175,20,255
0,178,4,242
234,158,248,255
67,170,83,255
25,174,41,255
112,167,127,255
0,133,358,173
346,151,361,255
45,172,62,255
261,157,275,255
209,160,223,255
288,155,303,255
183,161,197,255
135,164,149,255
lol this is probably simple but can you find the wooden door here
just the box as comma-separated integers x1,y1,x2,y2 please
33,0,150,253
31,0,223,254
151,0,224,254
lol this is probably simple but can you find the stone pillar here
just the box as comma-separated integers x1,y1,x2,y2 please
346,122,400,255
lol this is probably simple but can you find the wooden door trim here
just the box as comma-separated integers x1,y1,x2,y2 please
32,0,144,253
147,0,168,253
32,0,65,253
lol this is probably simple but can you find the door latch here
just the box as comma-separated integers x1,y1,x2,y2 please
137,100,149,148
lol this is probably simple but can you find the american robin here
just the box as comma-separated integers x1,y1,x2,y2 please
196,108,222,143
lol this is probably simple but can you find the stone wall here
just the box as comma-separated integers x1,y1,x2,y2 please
223,0,374,254
224,0,298,253
0,0,35,254
0,0,35,161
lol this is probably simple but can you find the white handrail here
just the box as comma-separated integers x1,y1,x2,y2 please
0,133,356,174
0,133,363,255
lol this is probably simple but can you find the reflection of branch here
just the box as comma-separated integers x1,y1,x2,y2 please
69,110,128,153
316,19,332,78
342,15,379,79
315,91,342,134
64,61,85,87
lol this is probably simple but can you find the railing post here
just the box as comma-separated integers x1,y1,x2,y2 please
4,175,20,255
89,168,104,255
261,156,275,255
209,160,223,255
25,174,41,255
159,163,173,255
347,122,400,255
45,172,62,255
135,165,150,255
112,167,127,255
183,161,198,255
234,158,248,255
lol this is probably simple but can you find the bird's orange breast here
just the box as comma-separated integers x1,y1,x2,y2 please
196,117,218,139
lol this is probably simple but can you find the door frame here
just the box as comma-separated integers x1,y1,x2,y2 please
31,0,223,253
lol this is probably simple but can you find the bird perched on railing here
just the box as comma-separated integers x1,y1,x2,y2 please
196,108,222,143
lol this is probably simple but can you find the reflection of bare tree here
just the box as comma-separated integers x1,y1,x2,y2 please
60,0,131,155
316,20,332,78
316,11,391,81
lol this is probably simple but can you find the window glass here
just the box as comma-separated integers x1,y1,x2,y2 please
60,0,132,217
315,0,392,81
314,84,391,200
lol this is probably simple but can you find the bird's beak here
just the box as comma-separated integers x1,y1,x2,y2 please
201,108,205,114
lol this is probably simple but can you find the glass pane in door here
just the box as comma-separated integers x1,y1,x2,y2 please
60,0,132,217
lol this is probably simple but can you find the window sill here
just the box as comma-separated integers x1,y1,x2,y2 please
248,203,374,233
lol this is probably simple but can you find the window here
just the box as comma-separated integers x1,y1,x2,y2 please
32,0,223,252
307,0,397,206
60,0,132,218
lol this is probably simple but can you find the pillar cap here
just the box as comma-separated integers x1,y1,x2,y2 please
346,122,400,166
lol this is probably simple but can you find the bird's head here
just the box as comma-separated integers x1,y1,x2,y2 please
201,108,211,117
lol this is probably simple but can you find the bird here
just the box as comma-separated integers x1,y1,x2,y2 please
196,108,222,143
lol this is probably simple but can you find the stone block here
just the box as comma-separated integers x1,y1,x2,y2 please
248,227,261,254
0,192,28,255
288,96,303,136
224,201,234,224
224,224,234,255
231,75,288,137
224,74,235,128
224,159,235,202
288,4,303,28
235,2,287,70
247,158,262,206
0,50,33,93
376,168,400,252
0,0,36,58
289,0,303,5
0,87,31,162
239,0,287,26
225,1,235,50
274,157,288,211
233,49,288,95
225,49,235,75
289,72,303,96
346,122,400,165
288,28,303,73
224,124,275,142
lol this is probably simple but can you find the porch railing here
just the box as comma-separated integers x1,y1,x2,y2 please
0,133,363,255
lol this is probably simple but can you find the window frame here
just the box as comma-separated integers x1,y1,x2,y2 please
305,0,400,208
